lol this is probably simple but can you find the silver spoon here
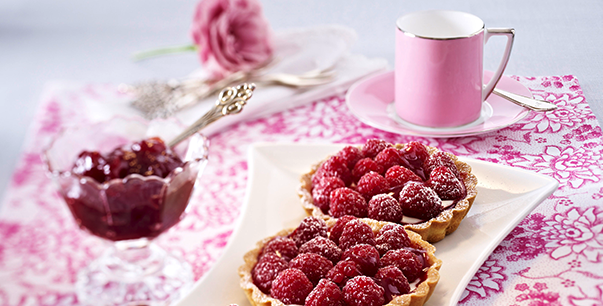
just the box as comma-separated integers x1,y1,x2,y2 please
492,88,557,111
168,83,255,148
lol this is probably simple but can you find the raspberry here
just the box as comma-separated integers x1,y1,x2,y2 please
289,217,328,248
290,253,334,285
427,166,465,200
312,156,353,186
72,151,109,183
107,148,137,180
367,194,403,223
402,141,430,162
270,268,313,305
342,276,385,306
385,165,423,199
338,219,376,251
251,252,289,293
381,249,423,282
305,279,345,306
385,165,423,188
260,236,298,262
329,188,368,218
400,141,430,175
374,147,405,171
356,172,390,202
132,137,182,178
352,158,384,181
337,146,364,169
399,182,442,220
375,265,410,302
425,151,461,179
375,224,411,256
341,244,381,276
329,215,357,245
362,139,391,159
299,236,342,264
326,260,363,287
312,177,346,214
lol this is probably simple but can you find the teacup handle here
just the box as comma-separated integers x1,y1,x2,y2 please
482,28,515,101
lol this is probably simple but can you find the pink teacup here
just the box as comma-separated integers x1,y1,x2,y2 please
395,10,514,128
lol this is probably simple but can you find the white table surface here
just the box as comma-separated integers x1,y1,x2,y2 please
1,0,602,205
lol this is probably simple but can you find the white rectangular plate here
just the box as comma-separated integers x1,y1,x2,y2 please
174,143,558,306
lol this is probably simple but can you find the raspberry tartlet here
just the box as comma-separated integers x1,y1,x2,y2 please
239,216,441,306
299,140,478,243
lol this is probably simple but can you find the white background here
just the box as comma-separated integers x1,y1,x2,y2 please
1,0,602,204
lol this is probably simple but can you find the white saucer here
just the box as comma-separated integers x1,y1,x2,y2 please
345,71,531,138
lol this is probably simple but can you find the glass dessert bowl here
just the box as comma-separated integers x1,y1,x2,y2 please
43,117,209,306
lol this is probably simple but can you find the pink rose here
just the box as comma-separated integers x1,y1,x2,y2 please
191,0,274,78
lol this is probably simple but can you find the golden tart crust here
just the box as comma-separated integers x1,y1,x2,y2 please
298,144,478,243
238,219,442,306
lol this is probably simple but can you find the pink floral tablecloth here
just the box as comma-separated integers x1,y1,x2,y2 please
1,75,602,306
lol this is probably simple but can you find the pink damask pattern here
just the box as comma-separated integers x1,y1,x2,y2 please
0,75,601,306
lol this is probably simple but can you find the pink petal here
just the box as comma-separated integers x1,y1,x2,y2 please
551,245,572,259
482,279,500,291
583,249,601,262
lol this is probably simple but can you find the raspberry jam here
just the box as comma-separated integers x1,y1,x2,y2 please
61,137,196,241
72,137,183,183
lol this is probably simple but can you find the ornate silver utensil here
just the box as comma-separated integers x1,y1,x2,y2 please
168,83,255,148
121,68,335,120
